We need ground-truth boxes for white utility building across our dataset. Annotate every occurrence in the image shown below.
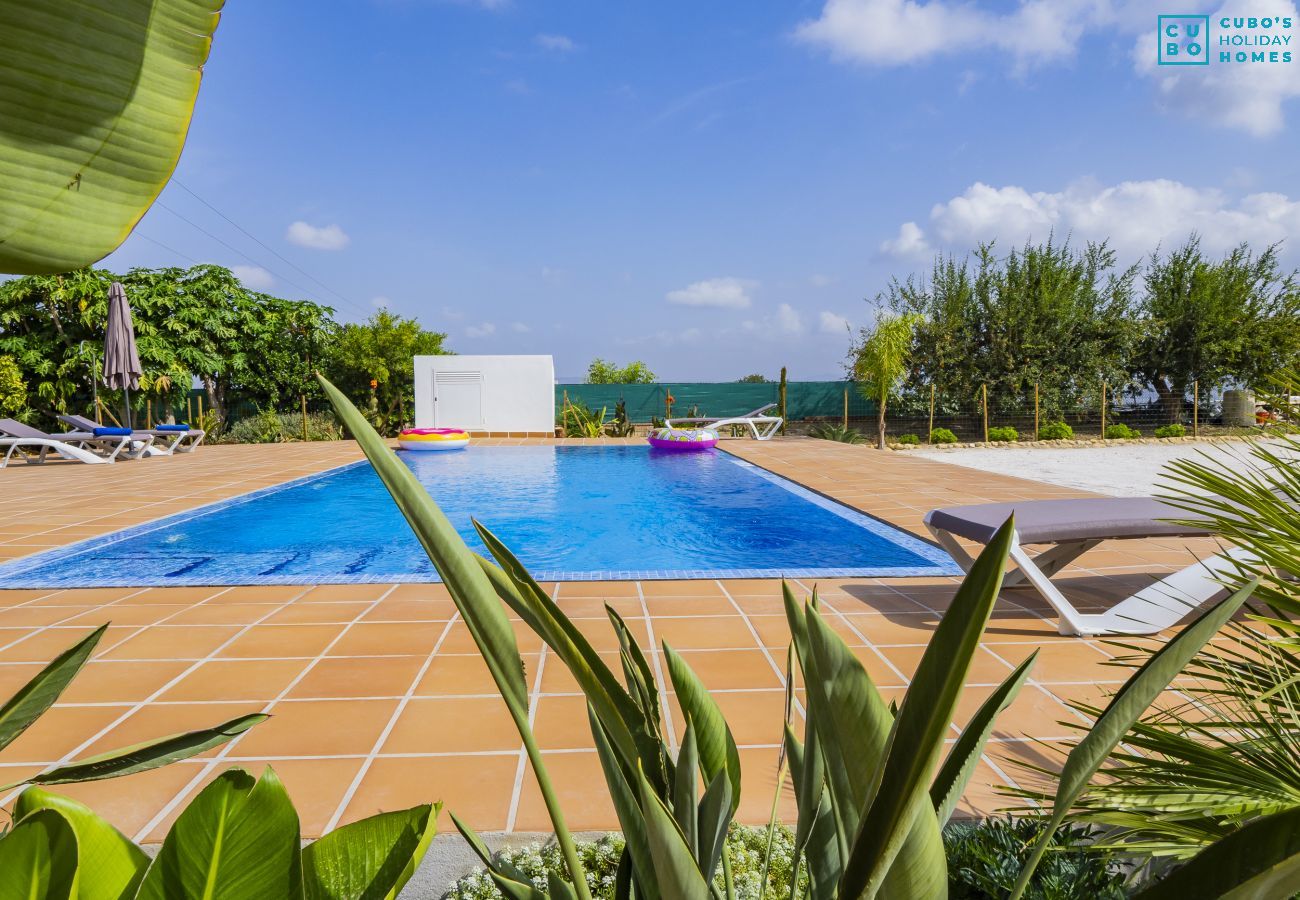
[413,354,555,436]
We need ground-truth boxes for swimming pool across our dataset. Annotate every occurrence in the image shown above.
[0,447,958,586]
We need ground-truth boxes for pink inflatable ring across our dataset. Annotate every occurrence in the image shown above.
[398,428,470,451]
[647,427,718,452]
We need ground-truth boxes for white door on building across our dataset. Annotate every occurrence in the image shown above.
[434,371,485,429]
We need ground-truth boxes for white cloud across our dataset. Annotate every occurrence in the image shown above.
[793,0,1098,68]
[891,178,1300,261]
[880,221,931,258]
[231,265,273,290]
[1133,0,1300,136]
[777,303,804,334]
[440,306,465,321]
[511,321,531,333]
[286,221,350,251]
[665,276,756,309]
[371,296,391,309]
[466,322,497,338]
[797,0,1300,133]
[820,311,851,334]
[809,273,835,287]
[535,33,577,52]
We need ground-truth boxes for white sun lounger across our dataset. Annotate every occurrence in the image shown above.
[924,497,1250,636]
[666,402,783,441]
[0,418,138,467]
[59,414,205,455]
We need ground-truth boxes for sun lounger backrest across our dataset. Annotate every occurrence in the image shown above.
[0,419,47,439]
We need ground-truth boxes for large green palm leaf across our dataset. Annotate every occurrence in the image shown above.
[0,0,223,274]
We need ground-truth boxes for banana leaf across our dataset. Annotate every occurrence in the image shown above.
[14,712,265,788]
[0,807,78,900]
[0,625,105,754]
[303,804,438,900]
[135,767,302,900]
[0,0,223,274]
[13,786,148,900]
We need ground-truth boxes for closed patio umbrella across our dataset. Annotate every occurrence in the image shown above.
[103,281,142,429]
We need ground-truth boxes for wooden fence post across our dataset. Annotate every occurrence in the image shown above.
[928,383,936,441]
[1193,380,1199,437]
[301,394,309,442]
[981,384,989,443]
[197,394,204,422]
[146,397,152,429]
[562,389,570,435]
[1034,383,1040,441]
[1101,381,1107,437]
[842,389,848,428]
[187,396,193,425]
[778,367,787,436]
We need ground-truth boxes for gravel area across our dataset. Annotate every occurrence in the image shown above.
[912,441,1260,497]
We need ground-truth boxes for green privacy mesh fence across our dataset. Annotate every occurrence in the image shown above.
[556,382,872,422]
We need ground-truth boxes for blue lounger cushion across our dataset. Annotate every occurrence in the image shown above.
[93,427,132,437]
[155,424,190,431]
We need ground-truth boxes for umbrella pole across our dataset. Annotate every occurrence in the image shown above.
[123,385,133,431]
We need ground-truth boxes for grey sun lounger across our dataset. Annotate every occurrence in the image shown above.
[666,402,783,440]
[924,497,1249,636]
[60,414,205,455]
[0,418,146,467]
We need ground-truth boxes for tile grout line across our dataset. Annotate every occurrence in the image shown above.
[635,581,678,750]
[0,583,323,812]
[504,582,558,833]
[91,587,237,657]
[714,580,804,718]
[133,584,406,841]
[0,586,155,654]
[322,606,464,834]
[792,578,913,689]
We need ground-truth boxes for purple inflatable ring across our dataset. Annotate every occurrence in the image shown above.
[647,427,719,452]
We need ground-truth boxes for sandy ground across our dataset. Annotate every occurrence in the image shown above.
[912,441,1262,496]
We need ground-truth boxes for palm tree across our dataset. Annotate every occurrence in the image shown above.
[853,312,921,449]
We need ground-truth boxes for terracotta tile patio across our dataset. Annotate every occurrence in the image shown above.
[0,438,1225,840]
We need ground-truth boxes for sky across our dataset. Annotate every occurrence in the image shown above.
[101,0,1300,380]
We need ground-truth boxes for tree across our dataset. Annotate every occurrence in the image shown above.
[883,238,1137,416]
[852,312,921,449]
[0,356,25,418]
[585,358,657,384]
[1132,238,1300,421]
[736,373,770,383]
[0,264,340,427]
[325,310,450,435]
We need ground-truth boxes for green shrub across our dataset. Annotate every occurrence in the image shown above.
[447,820,1126,900]
[945,819,1126,899]
[930,427,959,444]
[1037,421,1074,441]
[809,423,865,444]
[1154,423,1186,438]
[896,433,921,445]
[1104,423,1141,440]
[448,828,805,900]
[987,426,1019,443]
[219,410,344,444]
[0,355,25,418]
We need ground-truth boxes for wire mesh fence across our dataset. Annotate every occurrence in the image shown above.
[563,381,1267,442]
[85,381,1268,443]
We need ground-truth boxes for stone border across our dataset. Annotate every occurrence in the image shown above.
[888,434,1265,450]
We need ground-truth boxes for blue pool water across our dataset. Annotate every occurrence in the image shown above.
[0,447,957,586]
